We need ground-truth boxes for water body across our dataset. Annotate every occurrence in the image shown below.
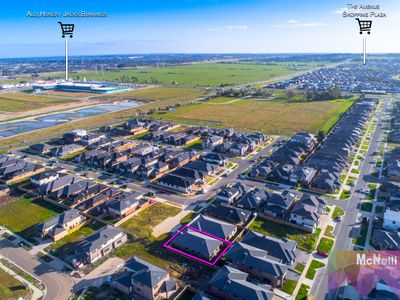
[0,101,139,139]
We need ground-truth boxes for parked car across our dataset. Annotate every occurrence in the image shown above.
[316,250,329,258]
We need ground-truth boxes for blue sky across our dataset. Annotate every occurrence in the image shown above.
[0,0,399,58]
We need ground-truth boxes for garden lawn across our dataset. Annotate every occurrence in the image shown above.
[249,218,318,253]
[0,197,63,238]
[305,260,326,280]
[317,237,334,253]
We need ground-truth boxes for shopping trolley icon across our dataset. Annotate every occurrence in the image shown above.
[356,18,372,34]
[58,22,75,38]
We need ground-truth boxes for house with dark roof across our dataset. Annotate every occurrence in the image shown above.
[236,188,269,210]
[75,225,127,264]
[171,228,224,261]
[29,143,55,155]
[216,182,247,204]
[184,160,218,178]
[202,152,226,166]
[203,135,224,150]
[79,188,120,210]
[241,231,297,266]
[205,202,251,226]
[51,144,85,157]
[105,192,147,219]
[38,174,81,195]
[189,215,237,240]
[113,256,177,300]
[171,167,202,184]
[225,242,288,287]
[263,190,300,219]
[31,169,59,186]
[204,266,274,300]
[288,194,326,231]
[156,174,194,194]
[371,228,400,250]
[36,209,86,241]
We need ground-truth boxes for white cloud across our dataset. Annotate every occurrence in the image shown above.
[206,25,248,32]
[287,19,299,24]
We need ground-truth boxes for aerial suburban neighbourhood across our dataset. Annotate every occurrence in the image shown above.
[0,1,399,300]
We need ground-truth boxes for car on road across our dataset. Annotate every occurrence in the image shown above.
[316,250,329,258]
[334,216,342,222]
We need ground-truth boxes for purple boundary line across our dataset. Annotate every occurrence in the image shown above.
[162,224,233,266]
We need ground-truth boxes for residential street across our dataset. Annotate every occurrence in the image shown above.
[311,98,390,300]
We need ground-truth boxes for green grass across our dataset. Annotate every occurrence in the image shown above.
[351,169,359,174]
[130,131,150,139]
[0,259,45,291]
[179,212,198,225]
[305,260,326,280]
[332,207,344,219]
[149,97,356,135]
[45,223,102,257]
[340,190,351,200]
[324,225,335,238]
[68,62,315,87]
[120,202,181,242]
[295,263,306,273]
[0,197,63,238]
[0,268,29,299]
[0,93,74,112]
[317,237,334,253]
[296,284,310,300]
[361,202,373,212]
[280,279,298,295]
[353,225,368,247]
[249,218,318,253]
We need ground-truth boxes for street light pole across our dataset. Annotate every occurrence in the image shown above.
[65,38,69,81]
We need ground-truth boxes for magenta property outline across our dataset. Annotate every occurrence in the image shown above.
[163,224,234,266]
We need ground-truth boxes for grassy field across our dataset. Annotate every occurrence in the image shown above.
[68,62,316,86]
[0,93,74,112]
[317,237,334,253]
[0,197,63,238]
[0,268,29,299]
[296,284,310,300]
[0,87,207,149]
[280,279,297,295]
[249,218,319,253]
[150,97,356,135]
[119,202,181,242]
[101,87,207,102]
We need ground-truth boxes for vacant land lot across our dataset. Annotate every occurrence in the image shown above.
[120,202,181,242]
[249,218,319,252]
[150,98,355,135]
[71,62,315,86]
[0,93,73,112]
[0,197,63,238]
[0,268,29,299]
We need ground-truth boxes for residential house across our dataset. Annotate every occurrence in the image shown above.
[236,188,269,210]
[105,192,147,219]
[31,169,59,186]
[171,228,223,261]
[202,153,226,166]
[203,135,224,150]
[36,209,86,241]
[188,215,237,240]
[29,143,55,155]
[216,182,247,204]
[156,174,194,194]
[371,228,400,250]
[205,202,251,226]
[113,256,177,300]
[225,242,288,287]
[241,231,297,266]
[204,266,274,300]
[263,190,300,218]
[383,209,400,231]
[288,194,326,231]
[75,225,127,264]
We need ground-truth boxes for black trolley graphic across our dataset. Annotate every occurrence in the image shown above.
[355,18,372,34]
[58,22,74,38]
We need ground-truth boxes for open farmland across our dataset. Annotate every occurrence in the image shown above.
[150,97,356,135]
[71,62,319,86]
[0,93,74,112]
[100,86,207,102]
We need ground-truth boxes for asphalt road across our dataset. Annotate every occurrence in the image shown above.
[0,238,75,300]
[311,98,390,300]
